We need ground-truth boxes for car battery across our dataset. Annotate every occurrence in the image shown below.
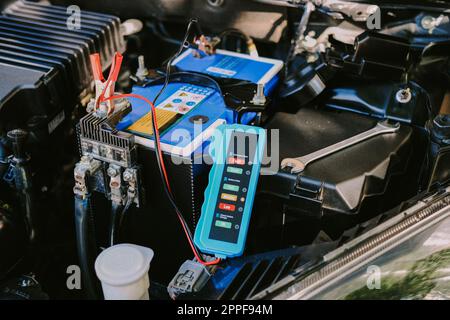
[117,81,226,157]
[172,49,283,95]
[115,51,283,227]
[172,49,283,123]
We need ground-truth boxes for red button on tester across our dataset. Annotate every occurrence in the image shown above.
[219,203,236,211]
[227,157,245,165]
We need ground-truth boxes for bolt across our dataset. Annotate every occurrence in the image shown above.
[107,166,119,177]
[420,15,448,34]
[396,88,412,104]
[138,56,145,68]
[136,55,148,80]
[421,16,435,30]
[95,101,109,118]
[123,170,133,182]
[251,83,266,106]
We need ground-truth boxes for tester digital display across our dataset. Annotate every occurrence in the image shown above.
[194,124,266,258]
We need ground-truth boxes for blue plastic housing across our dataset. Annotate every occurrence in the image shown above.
[172,49,283,96]
[194,124,266,259]
[117,82,256,152]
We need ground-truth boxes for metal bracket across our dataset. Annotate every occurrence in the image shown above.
[107,163,124,205]
[73,155,102,198]
[123,167,140,208]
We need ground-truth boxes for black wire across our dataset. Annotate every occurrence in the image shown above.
[109,202,122,247]
[143,71,223,97]
[109,199,133,247]
[149,18,204,258]
[153,18,199,105]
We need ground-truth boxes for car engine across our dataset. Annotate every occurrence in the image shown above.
[0,0,449,300]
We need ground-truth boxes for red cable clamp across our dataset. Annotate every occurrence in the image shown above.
[89,52,123,115]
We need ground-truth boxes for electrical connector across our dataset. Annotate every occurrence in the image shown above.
[167,260,211,299]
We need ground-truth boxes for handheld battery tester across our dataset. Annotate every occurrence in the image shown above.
[194,124,266,258]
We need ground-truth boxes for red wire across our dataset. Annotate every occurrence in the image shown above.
[101,93,221,266]
[96,77,113,113]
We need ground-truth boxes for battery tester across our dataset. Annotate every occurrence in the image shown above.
[194,124,266,258]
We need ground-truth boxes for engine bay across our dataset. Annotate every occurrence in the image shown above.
[0,0,450,300]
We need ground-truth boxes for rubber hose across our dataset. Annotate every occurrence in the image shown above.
[74,195,101,299]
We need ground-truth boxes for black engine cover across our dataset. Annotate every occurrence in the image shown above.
[247,107,425,249]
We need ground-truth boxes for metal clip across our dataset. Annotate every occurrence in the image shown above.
[123,168,140,207]
[73,155,101,198]
[88,52,124,117]
[107,164,124,205]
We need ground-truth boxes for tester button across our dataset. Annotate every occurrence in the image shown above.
[219,203,236,211]
[215,220,232,229]
[223,183,239,192]
[228,157,245,165]
[221,193,237,202]
[227,167,243,174]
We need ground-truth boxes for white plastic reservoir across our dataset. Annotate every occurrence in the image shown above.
[95,243,154,300]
